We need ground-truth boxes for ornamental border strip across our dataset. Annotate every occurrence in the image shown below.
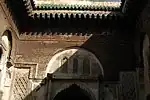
[19,31,116,41]
[19,32,92,41]
[31,10,124,19]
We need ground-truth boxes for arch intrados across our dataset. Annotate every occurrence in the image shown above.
[1,30,12,57]
[52,47,99,60]
[2,30,12,47]
[53,83,96,100]
[46,47,104,76]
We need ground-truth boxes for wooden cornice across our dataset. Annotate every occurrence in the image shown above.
[4,0,143,34]
[31,10,123,19]
[22,0,122,18]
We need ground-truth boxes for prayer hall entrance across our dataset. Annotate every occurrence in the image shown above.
[53,84,92,100]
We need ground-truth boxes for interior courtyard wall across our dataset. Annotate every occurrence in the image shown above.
[1,0,149,100]
[0,3,18,100]
[15,30,135,81]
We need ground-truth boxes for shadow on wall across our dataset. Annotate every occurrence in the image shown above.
[9,12,136,100]
[5,0,136,79]
[22,74,98,100]
[12,29,136,100]
[12,47,103,100]
[146,94,150,100]
[11,33,135,99]
[4,0,137,99]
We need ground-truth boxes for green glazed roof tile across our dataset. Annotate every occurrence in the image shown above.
[32,0,121,10]
[37,3,120,10]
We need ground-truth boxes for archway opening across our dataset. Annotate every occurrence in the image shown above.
[53,84,92,100]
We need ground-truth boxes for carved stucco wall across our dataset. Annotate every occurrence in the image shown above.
[15,30,135,81]
[0,1,143,100]
[46,48,103,76]
[10,63,38,100]
[32,79,99,100]
[11,68,31,100]
[20,48,102,100]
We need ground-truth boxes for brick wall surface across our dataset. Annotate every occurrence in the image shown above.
[15,30,135,80]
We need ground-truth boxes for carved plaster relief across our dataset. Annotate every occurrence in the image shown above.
[11,68,31,100]
[14,63,38,79]
[10,63,38,100]
[46,48,104,77]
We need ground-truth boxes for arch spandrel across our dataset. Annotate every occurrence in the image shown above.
[46,48,104,77]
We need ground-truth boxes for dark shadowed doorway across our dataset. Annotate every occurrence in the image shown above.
[53,84,92,100]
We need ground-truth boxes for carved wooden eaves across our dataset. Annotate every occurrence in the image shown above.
[23,0,123,19]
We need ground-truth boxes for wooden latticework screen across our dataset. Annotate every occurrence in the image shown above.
[11,68,31,100]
